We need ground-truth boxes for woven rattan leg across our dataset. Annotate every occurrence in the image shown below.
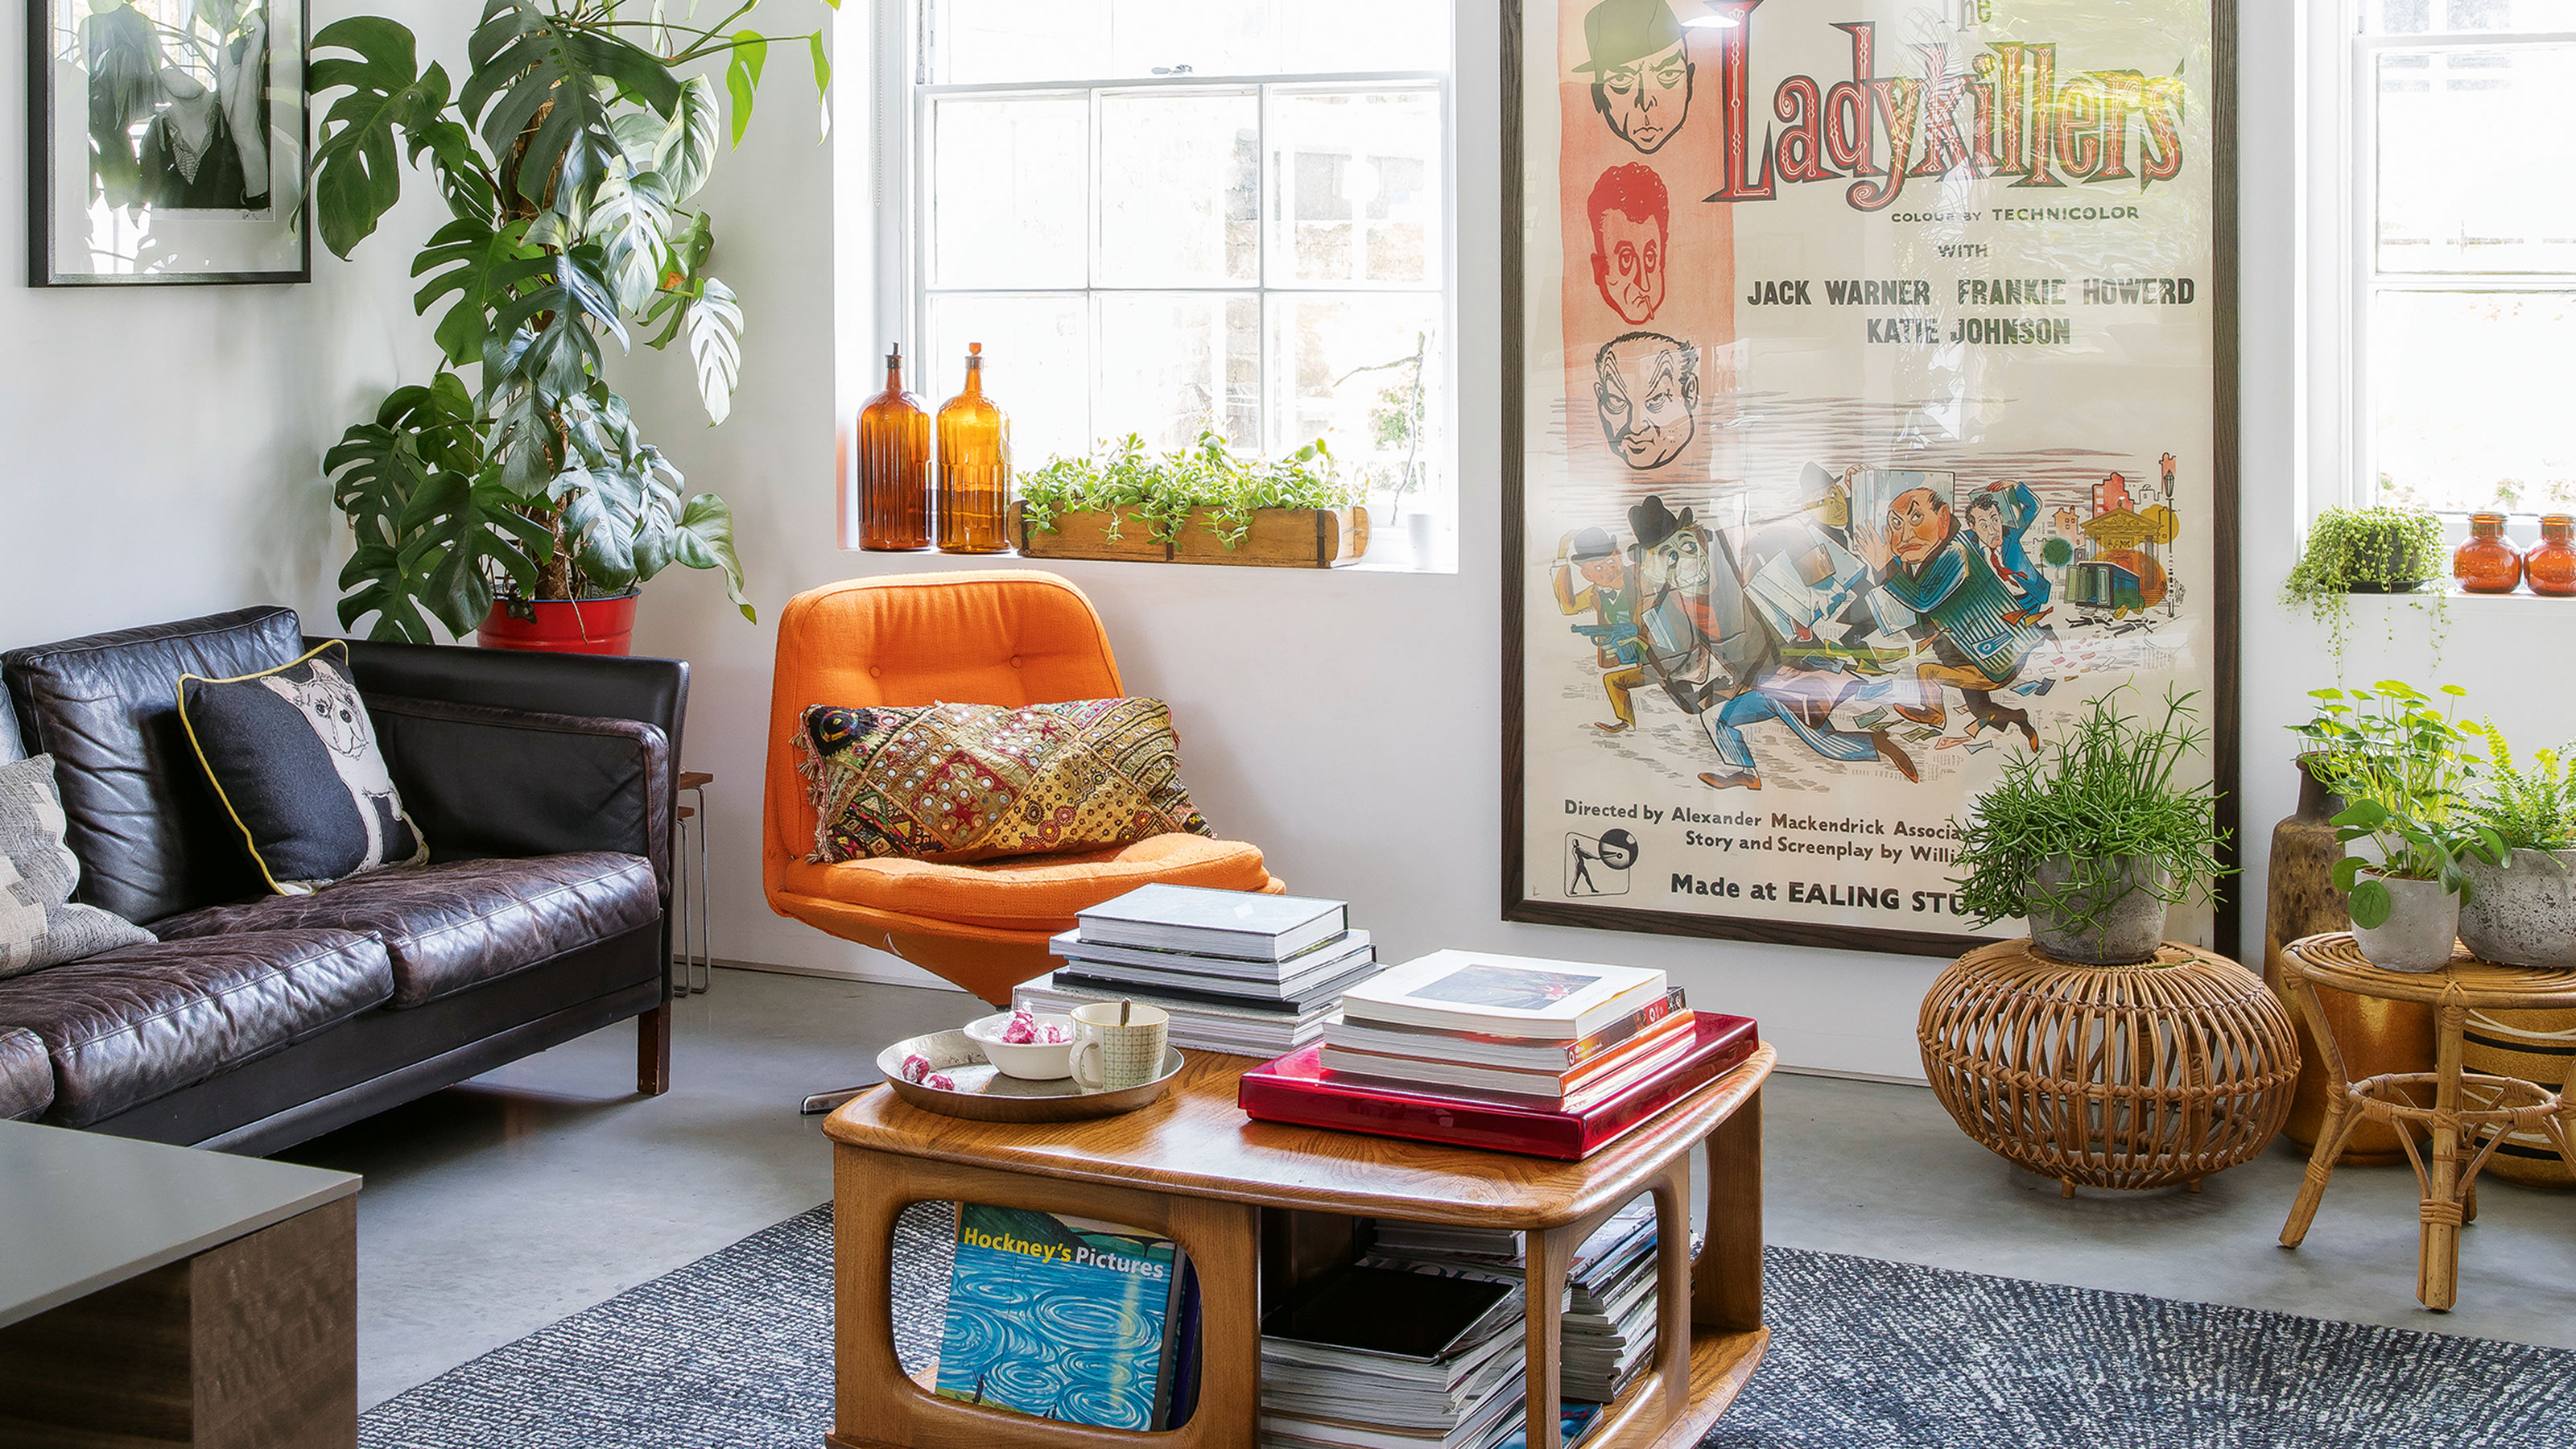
[2418,1002,2471,1311]
[2281,1088,2363,1248]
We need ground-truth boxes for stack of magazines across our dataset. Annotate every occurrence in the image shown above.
[1015,884,1380,1058]
[1240,952,1759,1159]
[1364,1200,1675,1404]
[1258,1263,1530,1449]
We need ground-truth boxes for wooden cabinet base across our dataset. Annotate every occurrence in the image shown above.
[0,1197,356,1449]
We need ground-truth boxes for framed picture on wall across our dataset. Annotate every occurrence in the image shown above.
[27,0,309,286]
[1502,0,2239,957]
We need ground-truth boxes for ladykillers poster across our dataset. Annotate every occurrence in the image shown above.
[1509,0,2227,953]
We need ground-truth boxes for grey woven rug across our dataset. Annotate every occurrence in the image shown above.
[360,1203,2576,1448]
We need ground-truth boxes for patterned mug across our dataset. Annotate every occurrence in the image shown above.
[1070,1001,1170,1092]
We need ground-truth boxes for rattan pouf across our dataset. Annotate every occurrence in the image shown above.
[1918,939,2301,1193]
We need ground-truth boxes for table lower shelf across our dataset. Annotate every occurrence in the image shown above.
[850,1327,1769,1449]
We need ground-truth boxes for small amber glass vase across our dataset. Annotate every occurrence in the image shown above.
[2527,514,2576,598]
[2454,512,2523,594]
[857,345,931,551]
[936,343,1013,554]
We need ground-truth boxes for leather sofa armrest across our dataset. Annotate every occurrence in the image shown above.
[0,1026,52,1121]
[364,696,673,898]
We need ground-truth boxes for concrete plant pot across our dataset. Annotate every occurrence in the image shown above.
[2458,848,2576,968]
[2028,855,2167,966]
[2350,872,2462,974]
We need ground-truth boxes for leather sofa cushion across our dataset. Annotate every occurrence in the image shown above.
[0,1026,50,1121]
[155,852,659,1009]
[3,607,304,925]
[775,832,1274,932]
[0,931,392,1127]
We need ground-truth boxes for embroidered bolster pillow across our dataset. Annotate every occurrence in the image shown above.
[794,699,1215,865]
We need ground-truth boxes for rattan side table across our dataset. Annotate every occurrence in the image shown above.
[2277,932,2576,1311]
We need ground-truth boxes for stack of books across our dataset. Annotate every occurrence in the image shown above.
[1015,884,1380,1059]
[1240,951,1759,1159]
[1364,1199,1677,1404]
[1258,1263,1530,1449]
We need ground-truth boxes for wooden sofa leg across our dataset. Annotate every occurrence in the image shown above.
[638,1003,672,1096]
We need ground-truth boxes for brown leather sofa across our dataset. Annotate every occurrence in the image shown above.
[0,606,685,1154]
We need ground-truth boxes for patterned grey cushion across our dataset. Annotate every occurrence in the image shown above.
[0,754,155,979]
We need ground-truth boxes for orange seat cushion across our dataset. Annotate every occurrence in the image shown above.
[777,832,1272,933]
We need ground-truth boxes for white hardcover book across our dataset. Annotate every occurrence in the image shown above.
[1335,952,1668,1042]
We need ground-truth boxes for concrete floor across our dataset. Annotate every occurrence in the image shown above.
[281,968,2576,1411]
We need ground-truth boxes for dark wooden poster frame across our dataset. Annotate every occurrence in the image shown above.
[1499,0,2240,959]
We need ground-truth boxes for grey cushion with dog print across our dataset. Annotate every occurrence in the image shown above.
[0,754,155,980]
[179,640,428,894]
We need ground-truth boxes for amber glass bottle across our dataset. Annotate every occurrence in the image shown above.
[2527,514,2576,598]
[936,343,1013,553]
[2453,511,2523,594]
[857,345,931,551]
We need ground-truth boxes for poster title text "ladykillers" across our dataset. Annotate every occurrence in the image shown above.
[1586,0,2192,213]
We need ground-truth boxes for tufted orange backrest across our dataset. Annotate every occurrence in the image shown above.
[762,571,1126,897]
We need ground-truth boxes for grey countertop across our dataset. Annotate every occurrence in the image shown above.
[0,1119,361,1328]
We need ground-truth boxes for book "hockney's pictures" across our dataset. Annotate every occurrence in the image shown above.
[933,1204,1191,1430]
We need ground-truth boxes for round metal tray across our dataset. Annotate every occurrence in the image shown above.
[872,1029,1186,1122]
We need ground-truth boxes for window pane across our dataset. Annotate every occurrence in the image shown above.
[931,97,1088,289]
[2376,46,2576,272]
[1278,0,1448,74]
[938,0,1444,84]
[1096,294,1260,450]
[2372,291,2576,512]
[1268,90,1444,287]
[1098,92,1259,287]
[2366,0,2576,32]
[1268,293,1442,497]
[935,0,1112,85]
[926,295,1091,463]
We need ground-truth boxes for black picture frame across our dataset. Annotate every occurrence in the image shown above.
[28,0,312,287]
[1500,0,2240,960]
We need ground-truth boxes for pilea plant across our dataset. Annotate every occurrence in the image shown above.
[1020,429,1355,549]
[2281,505,2450,675]
[1951,688,2232,937]
[311,0,836,642]
[2293,682,2500,927]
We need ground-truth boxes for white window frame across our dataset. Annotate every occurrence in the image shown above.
[2311,1,2576,524]
[867,0,1460,539]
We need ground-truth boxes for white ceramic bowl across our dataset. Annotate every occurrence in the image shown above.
[962,1011,1077,1080]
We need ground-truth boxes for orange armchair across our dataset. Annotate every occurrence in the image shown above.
[762,571,1283,1008]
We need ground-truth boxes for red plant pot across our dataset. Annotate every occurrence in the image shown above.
[477,593,640,655]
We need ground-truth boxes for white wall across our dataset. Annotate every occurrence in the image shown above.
[1,1,461,645]
[15,3,2566,1081]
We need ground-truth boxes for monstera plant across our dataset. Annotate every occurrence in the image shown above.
[310,0,835,642]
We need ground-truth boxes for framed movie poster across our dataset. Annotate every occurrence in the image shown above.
[1502,0,2237,956]
[29,0,310,286]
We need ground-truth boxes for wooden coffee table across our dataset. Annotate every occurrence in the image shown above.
[823,1043,1773,1449]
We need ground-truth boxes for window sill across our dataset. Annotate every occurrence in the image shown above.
[2338,585,2576,610]
[834,539,1459,577]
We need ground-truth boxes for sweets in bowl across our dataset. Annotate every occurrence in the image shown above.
[962,1009,1076,1080]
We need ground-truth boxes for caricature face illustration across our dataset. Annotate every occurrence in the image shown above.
[1595,332,1699,471]
[1578,552,1626,592]
[1639,522,1712,598]
[1885,487,1956,568]
[1575,0,1695,155]
[1966,496,2007,551]
[1588,165,1668,324]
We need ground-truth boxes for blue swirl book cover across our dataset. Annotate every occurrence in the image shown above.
[935,1204,1191,1430]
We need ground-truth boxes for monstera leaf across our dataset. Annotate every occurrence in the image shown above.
[482,248,627,405]
[462,0,683,215]
[327,374,548,642]
[85,4,163,210]
[412,215,537,366]
[309,19,457,258]
[586,159,675,312]
[684,279,744,425]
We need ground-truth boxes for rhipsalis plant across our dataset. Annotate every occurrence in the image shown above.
[1951,687,2233,935]
[2279,505,2450,675]
[312,1,836,642]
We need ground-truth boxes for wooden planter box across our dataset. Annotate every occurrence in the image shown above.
[1014,504,1371,568]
